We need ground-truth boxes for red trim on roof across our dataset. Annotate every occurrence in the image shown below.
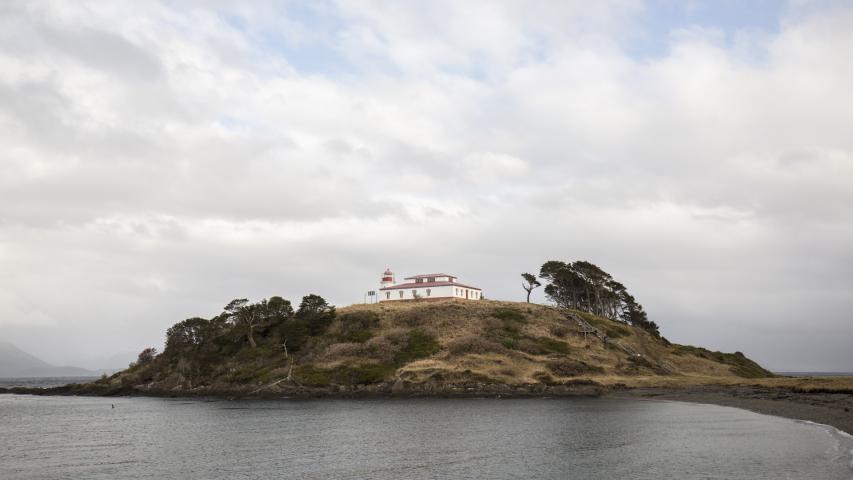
[403,273,456,280]
[380,281,480,291]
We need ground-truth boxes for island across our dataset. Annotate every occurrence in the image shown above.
[4,260,851,435]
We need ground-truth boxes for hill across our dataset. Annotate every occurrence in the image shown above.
[0,342,101,378]
[66,299,774,397]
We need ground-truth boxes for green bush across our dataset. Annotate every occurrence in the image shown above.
[490,327,522,350]
[335,310,379,343]
[491,308,526,323]
[535,337,570,354]
[339,311,380,330]
[294,365,333,387]
[395,330,441,365]
[336,364,396,384]
[338,329,373,343]
[605,324,630,339]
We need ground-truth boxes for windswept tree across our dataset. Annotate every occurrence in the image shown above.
[538,259,660,336]
[224,298,262,348]
[521,273,541,303]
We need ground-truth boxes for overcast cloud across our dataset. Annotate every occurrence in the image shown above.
[1,1,851,371]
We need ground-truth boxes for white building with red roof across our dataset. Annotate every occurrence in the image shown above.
[378,268,482,302]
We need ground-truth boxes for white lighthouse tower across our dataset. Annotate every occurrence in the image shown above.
[380,268,395,289]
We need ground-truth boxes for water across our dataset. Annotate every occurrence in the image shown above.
[0,377,99,389]
[0,395,850,480]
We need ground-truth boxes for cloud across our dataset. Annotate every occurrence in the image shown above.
[0,1,851,371]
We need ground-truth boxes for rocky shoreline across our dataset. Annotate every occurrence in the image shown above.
[0,379,609,399]
[4,381,851,435]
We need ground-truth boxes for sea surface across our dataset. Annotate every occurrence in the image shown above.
[0,391,851,479]
[0,377,99,389]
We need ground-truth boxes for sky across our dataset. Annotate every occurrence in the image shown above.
[1,0,851,372]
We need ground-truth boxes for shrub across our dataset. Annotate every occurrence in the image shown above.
[626,355,670,375]
[535,337,570,355]
[338,329,373,343]
[550,324,569,338]
[394,330,440,365]
[364,329,409,362]
[335,363,396,384]
[605,324,631,339]
[516,338,548,355]
[294,363,396,386]
[395,309,432,327]
[491,328,522,349]
[546,359,603,377]
[514,337,570,355]
[338,312,379,343]
[325,342,367,359]
[483,317,503,331]
[491,308,526,323]
[338,311,380,332]
[295,365,333,387]
[447,336,506,355]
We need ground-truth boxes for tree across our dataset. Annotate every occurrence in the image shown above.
[137,347,158,364]
[224,298,261,348]
[296,294,336,335]
[521,273,541,303]
[540,261,585,309]
[165,317,213,353]
[129,347,158,368]
[538,259,661,335]
[266,296,294,320]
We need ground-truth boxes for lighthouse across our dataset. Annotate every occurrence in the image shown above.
[381,268,395,288]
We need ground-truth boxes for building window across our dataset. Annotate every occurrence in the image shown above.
[399,291,404,298]
[386,292,390,300]
[428,277,435,282]
[412,290,417,297]
[426,289,431,296]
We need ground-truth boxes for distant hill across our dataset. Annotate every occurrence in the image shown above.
[81,299,773,397]
[0,342,102,378]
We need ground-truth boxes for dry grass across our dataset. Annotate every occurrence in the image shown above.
[335,299,785,386]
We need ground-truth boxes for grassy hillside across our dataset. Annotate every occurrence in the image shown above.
[83,299,775,397]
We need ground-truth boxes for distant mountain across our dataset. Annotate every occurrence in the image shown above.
[0,342,101,378]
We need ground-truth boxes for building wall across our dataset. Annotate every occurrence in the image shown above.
[451,285,482,300]
[379,284,482,302]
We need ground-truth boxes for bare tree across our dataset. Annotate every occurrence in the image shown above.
[521,273,541,303]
